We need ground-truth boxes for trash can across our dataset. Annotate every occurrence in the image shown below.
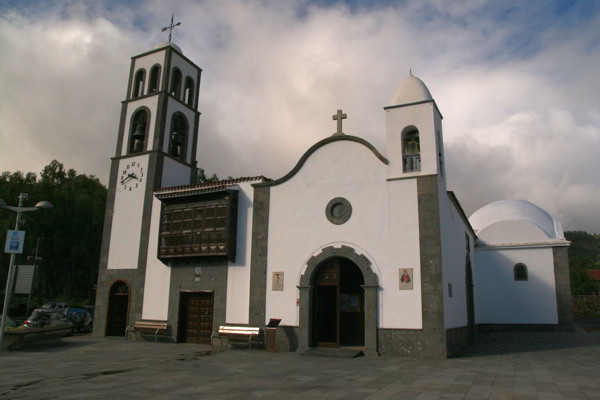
[266,318,281,352]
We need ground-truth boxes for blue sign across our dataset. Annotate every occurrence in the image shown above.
[4,230,25,254]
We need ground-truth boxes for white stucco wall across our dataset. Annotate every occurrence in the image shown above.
[225,182,255,325]
[439,194,472,329]
[385,102,442,179]
[141,196,171,320]
[132,50,166,97]
[107,155,149,269]
[265,139,422,329]
[474,247,558,324]
[477,220,549,243]
[161,157,192,188]
[119,96,159,156]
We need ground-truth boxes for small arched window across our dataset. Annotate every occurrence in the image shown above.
[129,109,148,154]
[133,69,146,98]
[149,65,161,93]
[402,127,420,172]
[184,76,194,106]
[514,263,528,281]
[169,113,188,160]
[170,68,182,99]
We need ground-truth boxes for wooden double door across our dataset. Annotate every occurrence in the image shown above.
[312,258,365,347]
[178,291,214,344]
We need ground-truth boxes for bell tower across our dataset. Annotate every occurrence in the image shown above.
[94,42,202,334]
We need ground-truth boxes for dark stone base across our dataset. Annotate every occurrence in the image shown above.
[445,325,469,357]
[478,323,575,332]
[274,325,299,352]
[377,328,446,358]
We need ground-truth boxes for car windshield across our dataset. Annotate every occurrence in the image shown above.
[42,303,57,309]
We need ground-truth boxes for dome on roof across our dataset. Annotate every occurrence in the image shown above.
[153,42,182,53]
[390,74,433,106]
[469,199,564,240]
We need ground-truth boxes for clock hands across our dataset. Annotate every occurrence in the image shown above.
[120,173,139,184]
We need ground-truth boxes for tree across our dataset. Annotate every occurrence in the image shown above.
[0,161,107,310]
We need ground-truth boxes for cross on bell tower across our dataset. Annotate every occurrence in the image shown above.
[332,109,347,136]
[161,14,181,42]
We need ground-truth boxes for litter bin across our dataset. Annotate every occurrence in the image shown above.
[266,318,281,352]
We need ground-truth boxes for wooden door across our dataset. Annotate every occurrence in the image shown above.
[179,292,214,344]
[106,281,129,337]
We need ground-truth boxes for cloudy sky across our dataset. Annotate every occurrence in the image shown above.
[1,0,599,233]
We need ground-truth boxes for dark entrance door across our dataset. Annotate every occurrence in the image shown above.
[106,281,129,337]
[178,291,214,344]
[312,258,364,347]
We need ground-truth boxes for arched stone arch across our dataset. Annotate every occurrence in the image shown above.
[297,245,379,355]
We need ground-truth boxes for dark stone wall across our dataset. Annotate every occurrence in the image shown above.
[274,325,300,352]
[416,175,447,358]
[249,186,270,327]
[553,246,575,331]
[167,259,229,342]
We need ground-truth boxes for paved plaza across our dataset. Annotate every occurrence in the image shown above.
[1,327,600,400]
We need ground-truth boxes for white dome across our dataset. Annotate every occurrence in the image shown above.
[390,74,433,106]
[153,42,182,53]
[470,199,564,240]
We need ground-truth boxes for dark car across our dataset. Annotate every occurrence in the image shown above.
[64,307,93,332]
[23,311,73,334]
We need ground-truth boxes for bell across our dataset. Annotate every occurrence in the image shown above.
[132,123,145,142]
[171,131,184,146]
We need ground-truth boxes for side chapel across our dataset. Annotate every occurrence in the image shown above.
[94,42,574,357]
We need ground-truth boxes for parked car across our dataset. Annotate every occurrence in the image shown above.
[23,311,73,334]
[64,307,93,332]
[38,302,69,313]
[0,315,18,328]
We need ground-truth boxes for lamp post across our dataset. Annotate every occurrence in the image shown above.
[0,193,52,351]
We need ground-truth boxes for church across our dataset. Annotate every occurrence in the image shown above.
[93,42,574,357]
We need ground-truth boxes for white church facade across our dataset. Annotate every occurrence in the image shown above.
[94,43,574,357]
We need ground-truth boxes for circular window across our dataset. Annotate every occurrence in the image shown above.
[326,197,352,225]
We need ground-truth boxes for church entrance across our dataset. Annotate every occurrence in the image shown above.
[105,281,129,337]
[312,258,365,347]
[178,291,214,344]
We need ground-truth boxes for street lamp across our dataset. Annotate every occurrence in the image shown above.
[0,193,52,351]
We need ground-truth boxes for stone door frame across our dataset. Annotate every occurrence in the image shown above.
[297,245,379,355]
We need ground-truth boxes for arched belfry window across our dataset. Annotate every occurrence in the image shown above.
[170,68,182,99]
[129,109,148,154]
[149,65,161,93]
[514,263,528,281]
[169,113,188,160]
[184,77,195,107]
[133,69,146,98]
[402,126,420,172]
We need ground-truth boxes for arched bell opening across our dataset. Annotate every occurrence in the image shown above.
[105,280,130,337]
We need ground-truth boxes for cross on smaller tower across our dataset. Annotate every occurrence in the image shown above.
[332,109,347,136]
[161,14,181,42]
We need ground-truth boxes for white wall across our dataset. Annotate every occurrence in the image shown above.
[107,155,149,269]
[478,220,549,243]
[161,157,192,188]
[132,50,165,96]
[385,102,442,179]
[119,96,159,156]
[225,182,255,324]
[474,247,558,324]
[141,196,171,320]
[265,140,423,329]
[439,194,472,329]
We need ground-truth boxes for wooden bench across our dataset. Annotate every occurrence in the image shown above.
[212,326,262,349]
[125,320,169,342]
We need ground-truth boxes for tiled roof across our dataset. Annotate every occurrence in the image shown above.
[585,270,600,281]
[154,176,268,199]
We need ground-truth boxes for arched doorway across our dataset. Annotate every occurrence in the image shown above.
[312,257,364,347]
[298,245,379,354]
[106,281,130,336]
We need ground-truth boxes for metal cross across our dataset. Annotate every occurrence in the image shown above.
[162,14,181,42]
[332,109,347,136]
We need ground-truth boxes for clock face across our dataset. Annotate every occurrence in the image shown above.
[119,161,144,191]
